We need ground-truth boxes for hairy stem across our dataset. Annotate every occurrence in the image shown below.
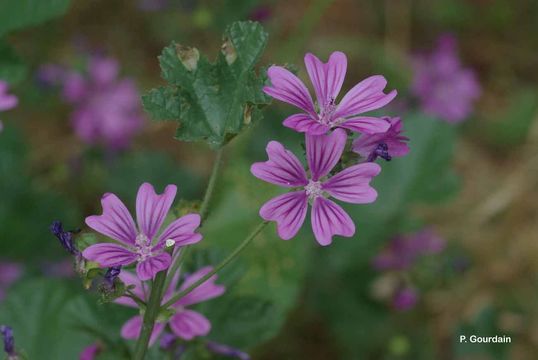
[200,148,224,223]
[161,221,269,309]
[133,270,167,360]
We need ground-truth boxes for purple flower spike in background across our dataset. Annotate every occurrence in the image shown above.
[263,52,397,135]
[118,266,225,345]
[353,117,410,162]
[0,262,23,302]
[82,182,202,281]
[62,56,144,150]
[251,129,381,246]
[411,34,481,123]
[372,228,446,271]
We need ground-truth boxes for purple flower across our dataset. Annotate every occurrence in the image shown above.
[62,56,144,150]
[392,287,418,311]
[372,228,446,271]
[411,34,481,123]
[0,325,15,357]
[251,129,381,245]
[0,262,23,302]
[0,81,18,113]
[249,6,272,22]
[79,343,101,360]
[263,51,396,135]
[206,341,250,360]
[82,182,202,281]
[117,266,225,345]
[0,80,18,132]
[352,117,410,162]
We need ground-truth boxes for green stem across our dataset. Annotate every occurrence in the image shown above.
[132,270,167,360]
[163,147,224,290]
[161,221,269,309]
[199,148,224,223]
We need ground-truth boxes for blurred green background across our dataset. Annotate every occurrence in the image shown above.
[0,0,537,359]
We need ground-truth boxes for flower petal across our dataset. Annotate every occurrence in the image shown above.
[136,252,172,281]
[311,197,355,246]
[158,213,202,246]
[136,183,177,240]
[82,243,136,267]
[304,51,347,109]
[338,116,390,134]
[177,266,226,307]
[306,128,347,181]
[121,316,164,346]
[251,141,308,187]
[322,163,381,203]
[282,113,329,135]
[263,65,315,115]
[85,193,137,245]
[169,310,211,340]
[259,191,308,240]
[333,75,397,119]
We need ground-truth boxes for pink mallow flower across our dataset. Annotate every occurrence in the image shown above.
[82,183,202,281]
[62,56,144,149]
[263,51,397,136]
[0,80,18,132]
[411,34,481,123]
[251,129,381,246]
[118,267,225,345]
[352,116,410,162]
[79,343,101,360]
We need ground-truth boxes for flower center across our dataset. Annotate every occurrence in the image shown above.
[318,98,337,125]
[305,180,323,200]
[367,142,392,162]
[135,233,153,261]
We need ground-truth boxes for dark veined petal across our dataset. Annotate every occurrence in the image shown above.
[82,243,137,267]
[136,183,177,240]
[311,197,355,246]
[322,163,381,203]
[169,310,211,340]
[306,128,347,181]
[251,141,308,187]
[333,75,396,119]
[304,51,347,110]
[259,191,308,240]
[263,65,316,116]
[85,193,137,244]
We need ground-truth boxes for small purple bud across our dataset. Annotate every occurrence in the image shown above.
[206,341,250,360]
[367,142,392,162]
[50,220,80,255]
[104,266,121,288]
[0,325,15,356]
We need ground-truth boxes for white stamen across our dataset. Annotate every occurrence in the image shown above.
[305,180,323,200]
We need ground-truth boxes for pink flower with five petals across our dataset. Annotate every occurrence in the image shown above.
[263,52,397,136]
[117,267,225,345]
[251,129,381,246]
[82,183,202,280]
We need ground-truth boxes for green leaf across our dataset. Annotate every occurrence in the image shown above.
[145,21,270,148]
[0,279,92,359]
[201,296,278,349]
[0,41,27,84]
[141,86,181,121]
[0,0,71,37]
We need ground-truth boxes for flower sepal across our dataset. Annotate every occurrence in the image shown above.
[97,278,127,305]
[156,307,176,323]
